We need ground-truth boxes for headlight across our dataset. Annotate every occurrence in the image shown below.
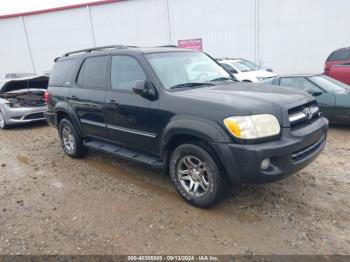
[223,114,280,139]
[257,77,265,82]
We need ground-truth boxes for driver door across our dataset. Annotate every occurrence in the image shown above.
[104,55,159,154]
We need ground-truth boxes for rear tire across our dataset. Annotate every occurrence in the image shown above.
[58,118,88,158]
[0,111,7,129]
[169,143,227,208]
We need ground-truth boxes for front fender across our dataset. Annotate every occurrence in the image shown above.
[160,117,231,156]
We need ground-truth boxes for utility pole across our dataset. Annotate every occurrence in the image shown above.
[20,16,36,73]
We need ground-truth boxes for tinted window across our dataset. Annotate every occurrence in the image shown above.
[261,78,274,85]
[308,75,349,94]
[221,63,234,71]
[280,77,321,93]
[327,50,350,61]
[49,59,76,86]
[77,56,108,89]
[111,56,146,91]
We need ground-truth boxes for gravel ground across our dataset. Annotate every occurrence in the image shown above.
[0,123,349,255]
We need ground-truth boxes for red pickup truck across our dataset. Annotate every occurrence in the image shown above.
[329,63,350,85]
[325,48,350,84]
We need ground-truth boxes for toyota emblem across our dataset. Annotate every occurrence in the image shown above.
[303,107,313,120]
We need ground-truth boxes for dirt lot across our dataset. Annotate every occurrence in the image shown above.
[0,123,349,255]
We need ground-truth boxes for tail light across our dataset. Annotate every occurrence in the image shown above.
[44,91,49,104]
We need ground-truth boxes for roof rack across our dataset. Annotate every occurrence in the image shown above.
[62,45,135,57]
[157,45,179,48]
[216,57,242,61]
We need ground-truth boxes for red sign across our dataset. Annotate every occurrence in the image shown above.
[178,38,203,51]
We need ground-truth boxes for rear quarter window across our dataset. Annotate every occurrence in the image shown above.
[327,50,350,62]
[49,59,76,86]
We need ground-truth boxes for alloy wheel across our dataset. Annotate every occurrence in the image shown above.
[177,155,210,197]
[62,125,75,153]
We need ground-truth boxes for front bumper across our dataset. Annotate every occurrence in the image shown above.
[211,117,329,184]
[2,105,48,125]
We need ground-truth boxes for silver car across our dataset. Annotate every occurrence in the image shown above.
[0,75,49,129]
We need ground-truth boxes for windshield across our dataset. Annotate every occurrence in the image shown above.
[240,60,260,70]
[308,75,350,94]
[231,61,255,72]
[145,52,231,89]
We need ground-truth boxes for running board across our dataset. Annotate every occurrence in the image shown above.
[83,140,163,168]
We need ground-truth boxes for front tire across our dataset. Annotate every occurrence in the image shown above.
[58,118,88,158]
[169,143,227,208]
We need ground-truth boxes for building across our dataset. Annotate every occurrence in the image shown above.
[0,0,349,77]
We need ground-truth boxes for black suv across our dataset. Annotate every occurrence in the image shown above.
[45,45,328,208]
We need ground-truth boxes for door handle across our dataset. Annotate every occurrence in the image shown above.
[70,95,78,100]
[107,99,119,105]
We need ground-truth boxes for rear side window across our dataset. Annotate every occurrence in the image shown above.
[111,56,146,91]
[49,59,76,86]
[327,50,350,61]
[77,56,108,89]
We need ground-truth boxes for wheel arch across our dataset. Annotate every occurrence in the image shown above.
[160,118,232,176]
[160,118,230,156]
[54,103,83,135]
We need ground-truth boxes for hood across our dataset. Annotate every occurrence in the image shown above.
[173,82,314,120]
[0,75,49,94]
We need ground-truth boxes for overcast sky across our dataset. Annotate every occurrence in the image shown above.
[0,0,99,15]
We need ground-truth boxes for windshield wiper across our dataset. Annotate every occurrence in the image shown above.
[210,77,237,82]
[170,82,215,90]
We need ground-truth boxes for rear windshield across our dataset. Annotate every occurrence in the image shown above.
[49,59,76,86]
[327,49,350,62]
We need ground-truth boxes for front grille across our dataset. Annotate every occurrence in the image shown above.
[288,101,320,130]
[23,112,44,120]
[291,136,325,163]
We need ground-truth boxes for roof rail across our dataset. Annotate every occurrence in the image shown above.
[157,45,179,48]
[62,45,133,57]
[216,57,241,61]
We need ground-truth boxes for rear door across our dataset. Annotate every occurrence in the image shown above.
[70,56,109,139]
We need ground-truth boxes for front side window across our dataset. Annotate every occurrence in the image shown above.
[77,56,108,89]
[145,52,230,89]
[111,56,147,91]
[221,63,234,71]
[280,77,321,93]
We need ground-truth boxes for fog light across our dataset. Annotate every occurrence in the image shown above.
[261,158,271,170]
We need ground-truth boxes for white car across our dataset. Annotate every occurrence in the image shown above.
[218,58,277,83]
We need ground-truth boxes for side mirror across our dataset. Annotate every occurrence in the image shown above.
[132,80,157,100]
[308,90,323,96]
[229,68,238,74]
